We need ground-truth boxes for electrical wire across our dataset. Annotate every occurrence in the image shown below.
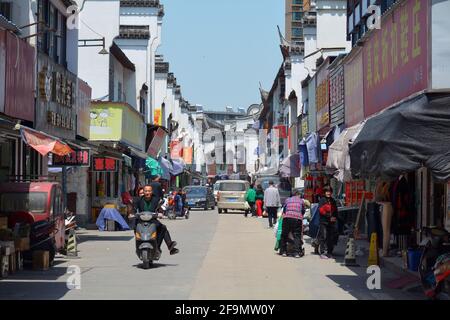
[80,18,104,38]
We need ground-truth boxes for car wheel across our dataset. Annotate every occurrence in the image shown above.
[224,209,228,213]
[218,208,222,214]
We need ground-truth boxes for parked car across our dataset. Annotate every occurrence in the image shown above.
[213,181,224,204]
[183,186,215,210]
[254,175,292,206]
[0,182,66,263]
[217,180,250,214]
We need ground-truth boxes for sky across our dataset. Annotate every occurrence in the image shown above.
[158,0,284,112]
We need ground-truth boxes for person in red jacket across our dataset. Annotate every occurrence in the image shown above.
[316,186,338,258]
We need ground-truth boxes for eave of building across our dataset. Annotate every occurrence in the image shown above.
[111,42,136,71]
[0,14,20,34]
[155,61,169,74]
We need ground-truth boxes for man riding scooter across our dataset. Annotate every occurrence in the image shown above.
[135,185,179,255]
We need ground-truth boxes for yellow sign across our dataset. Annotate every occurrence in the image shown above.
[154,108,162,126]
[90,103,145,150]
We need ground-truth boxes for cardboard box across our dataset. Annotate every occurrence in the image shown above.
[0,217,7,230]
[32,251,49,271]
[14,237,30,251]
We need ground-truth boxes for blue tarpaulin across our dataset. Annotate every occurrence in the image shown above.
[308,203,320,239]
[96,208,130,231]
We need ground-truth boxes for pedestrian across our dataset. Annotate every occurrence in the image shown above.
[264,181,281,228]
[279,189,305,258]
[244,184,256,218]
[255,184,264,218]
[316,185,338,258]
[150,175,164,203]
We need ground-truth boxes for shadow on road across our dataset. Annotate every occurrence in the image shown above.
[0,281,70,300]
[78,235,134,243]
[0,265,72,300]
[132,263,179,269]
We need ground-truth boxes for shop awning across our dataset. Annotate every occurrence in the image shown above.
[279,153,301,178]
[350,94,450,181]
[16,124,73,156]
[128,146,148,160]
[326,121,365,182]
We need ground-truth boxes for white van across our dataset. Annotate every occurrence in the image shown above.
[217,180,250,214]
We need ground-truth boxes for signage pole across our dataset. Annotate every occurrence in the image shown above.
[62,166,68,211]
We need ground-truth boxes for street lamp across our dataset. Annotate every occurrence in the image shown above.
[78,37,109,55]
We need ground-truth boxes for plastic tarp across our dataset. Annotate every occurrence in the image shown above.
[350,94,450,181]
[279,153,301,178]
[159,157,172,180]
[145,157,163,177]
[96,208,130,231]
[308,203,320,239]
[170,158,185,176]
[326,122,365,182]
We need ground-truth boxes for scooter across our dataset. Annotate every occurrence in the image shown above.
[419,227,450,300]
[134,211,161,269]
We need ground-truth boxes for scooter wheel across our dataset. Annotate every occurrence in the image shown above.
[142,251,151,269]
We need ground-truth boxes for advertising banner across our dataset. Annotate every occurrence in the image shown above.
[363,0,429,116]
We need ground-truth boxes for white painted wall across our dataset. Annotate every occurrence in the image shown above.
[316,0,351,54]
[78,0,120,100]
[119,6,161,123]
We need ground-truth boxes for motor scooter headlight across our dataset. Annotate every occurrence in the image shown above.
[135,232,141,240]
[151,232,157,239]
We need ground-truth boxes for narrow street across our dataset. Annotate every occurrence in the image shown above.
[0,210,423,300]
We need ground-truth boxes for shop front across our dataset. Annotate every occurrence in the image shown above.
[0,29,42,182]
[89,102,147,222]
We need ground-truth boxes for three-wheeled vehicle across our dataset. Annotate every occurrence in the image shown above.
[0,182,66,264]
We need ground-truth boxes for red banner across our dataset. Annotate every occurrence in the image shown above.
[170,140,182,159]
[4,31,35,122]
[363,0,429,117]
[344,49,365,126]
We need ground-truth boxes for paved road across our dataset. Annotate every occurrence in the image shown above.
[0,209,423,300]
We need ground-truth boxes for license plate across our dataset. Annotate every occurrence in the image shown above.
[227,198,238,202]
[188,202,195,205]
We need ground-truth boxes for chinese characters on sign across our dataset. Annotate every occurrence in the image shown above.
[316,58,331,130]
[344,50,365,126]
[93,157,119,172]
[47,111,74,130]
[316,79,330,129]
[329,65,345,126]
[51,149,91,167]
[363,0,428,117]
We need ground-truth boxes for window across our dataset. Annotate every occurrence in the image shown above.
[292,27,302,37]
[0,2,11,20]
[292,12,303,21]
[117,82,122,101]
[37,0,67,65]
[0,192,48,214]
[293,0,302,4]
[219,183,246,192]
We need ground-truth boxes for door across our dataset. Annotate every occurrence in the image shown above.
[53,186,65,250]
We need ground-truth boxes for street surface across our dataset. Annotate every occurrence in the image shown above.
[0,210,423,300]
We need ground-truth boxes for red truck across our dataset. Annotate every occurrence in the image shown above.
[0,182,66,263]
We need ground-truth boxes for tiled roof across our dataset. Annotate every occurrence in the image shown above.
[0,14,19,33]
[118,25,150,40]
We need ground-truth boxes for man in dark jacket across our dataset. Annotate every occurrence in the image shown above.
[136,185,179,255]
[150,175,164,203]
[316,186,338,258]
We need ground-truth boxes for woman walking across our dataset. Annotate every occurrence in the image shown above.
[255,184,264,218]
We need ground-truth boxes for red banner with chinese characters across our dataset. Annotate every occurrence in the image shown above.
[183,147,193,164]
[170,140,183,159]
[93,157,119,172]
[50,149,91,167]
[344,49,365,126]
[363,0,429,117]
